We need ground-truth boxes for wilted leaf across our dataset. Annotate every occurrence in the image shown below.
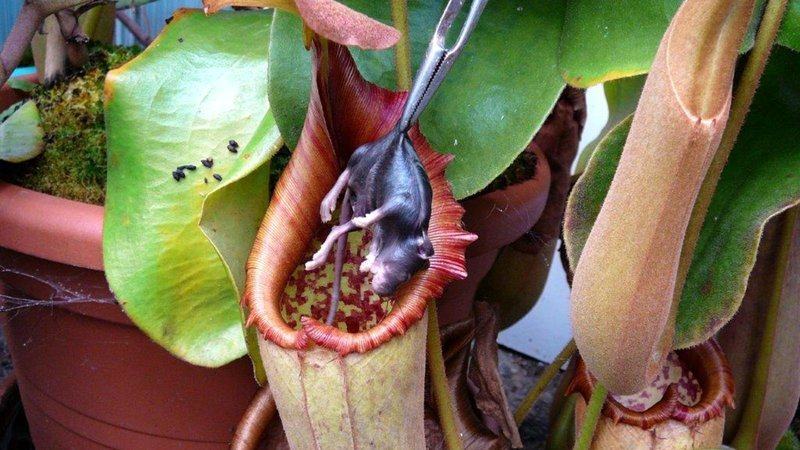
[104,10,280,366]
[0,100,43,163]
[267,0,566,199]
[425,304,521,449]
[564,47,800,389]
[565,0,754,395]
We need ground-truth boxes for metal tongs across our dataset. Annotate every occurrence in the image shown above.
[399,0,489,131]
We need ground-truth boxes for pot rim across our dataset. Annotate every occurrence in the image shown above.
[0,182,104,271]
[0,76,104,271]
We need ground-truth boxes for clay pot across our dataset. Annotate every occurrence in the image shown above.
[0,80,259,448]
[438,88,586,327]
[436,145,551,326]
[0,373,33,448]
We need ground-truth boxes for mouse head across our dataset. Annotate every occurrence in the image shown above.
[371,234,434,296]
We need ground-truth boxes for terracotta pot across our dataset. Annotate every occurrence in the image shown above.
[438,88,587,327]
[0,80,260,449]
[437,144,551,327]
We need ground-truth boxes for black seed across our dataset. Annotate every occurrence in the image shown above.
[172,171,184,181]
[178,164,197,171]
[201,158,213,168]
[213,174,223,182]
[227,144,238,153]
[228,140,239,148]
[204,177,208,184]
[165,16,173,24]
[178,37,184,43]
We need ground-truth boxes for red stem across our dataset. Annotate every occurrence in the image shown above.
[55,9,89,69]
[116,10,153,46]
[0,3,44,86]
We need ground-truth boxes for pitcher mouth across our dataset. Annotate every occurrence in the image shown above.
[243,41,475,355]
[567,339,734,429]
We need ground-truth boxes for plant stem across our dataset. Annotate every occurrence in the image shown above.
[573,383,606,450]
[514,339,577,425]
[116,10,153,46]
[673,0,789,313]
[426,302,463,450]
[392,2,460,448]
[56,9,89,69]
[731,207,798,450]
[390,0,412,90]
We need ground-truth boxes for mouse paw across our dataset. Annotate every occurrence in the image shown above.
[320,199,336,223]
[305,252,327,271]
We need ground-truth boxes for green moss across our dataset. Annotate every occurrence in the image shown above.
[1,44,139,205]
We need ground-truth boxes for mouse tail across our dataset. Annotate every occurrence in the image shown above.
[327,188,352,325]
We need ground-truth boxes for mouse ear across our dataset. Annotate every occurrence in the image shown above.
[417,235,434,259]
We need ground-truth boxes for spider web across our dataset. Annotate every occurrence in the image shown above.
[0,263,115,312]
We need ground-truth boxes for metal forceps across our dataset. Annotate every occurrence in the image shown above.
[399,0,489,131]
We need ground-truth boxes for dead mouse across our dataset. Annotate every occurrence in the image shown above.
[304,0,488,325]
[305,128,434,296]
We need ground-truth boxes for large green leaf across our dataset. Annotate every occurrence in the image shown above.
[268,0,566,199]
[559,0,769,88]
[563,46,800,350]
[267,0,774,199]
[778,0,800,51]
[559,1,681,87]
[199,143,275,381]
[104,10,280,367]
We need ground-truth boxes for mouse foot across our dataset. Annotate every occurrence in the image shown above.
[320,197,337,223]
[359,258,373,273]
[305,252,328,271]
